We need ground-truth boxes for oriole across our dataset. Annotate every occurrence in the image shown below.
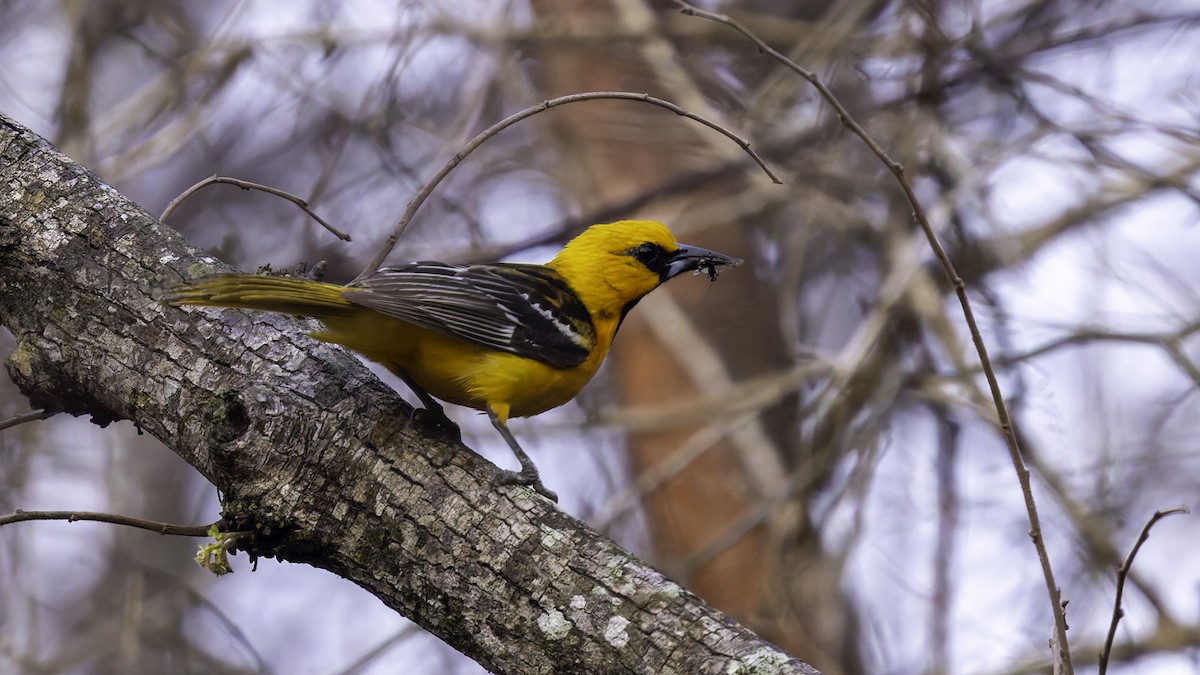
[167,219,740,501]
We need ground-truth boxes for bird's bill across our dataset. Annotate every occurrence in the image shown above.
[663,244,743,282]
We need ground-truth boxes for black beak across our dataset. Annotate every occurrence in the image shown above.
[663,244,743,282]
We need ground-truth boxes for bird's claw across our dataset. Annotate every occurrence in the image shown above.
[412,406,462,442]
[495,468,559,503]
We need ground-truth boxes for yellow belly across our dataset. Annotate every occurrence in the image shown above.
[312,311,606,421]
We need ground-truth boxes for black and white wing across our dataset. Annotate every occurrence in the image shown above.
[342,262,595,369]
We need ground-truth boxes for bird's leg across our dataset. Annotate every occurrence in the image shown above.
[487,408,558,502]
[392,368,461,442]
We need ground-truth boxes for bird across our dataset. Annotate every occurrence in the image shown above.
[166,219,741,501]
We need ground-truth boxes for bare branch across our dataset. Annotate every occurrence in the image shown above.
[0,408,52,432]
[160,174,352,241]
[1099,506,1190,675]
[0,509,214,537]
[356,91,781,280]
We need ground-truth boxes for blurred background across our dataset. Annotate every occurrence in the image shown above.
[2,0,1200,673]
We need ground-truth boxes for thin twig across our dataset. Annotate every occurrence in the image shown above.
[355,91,781,281]
[0,409,53,432]
[160,174,352,241]
[676,1,1072,668]
[0,509,214,537]
[1098,506,1190,675]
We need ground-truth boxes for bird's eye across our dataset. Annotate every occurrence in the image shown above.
[630,243,663,268]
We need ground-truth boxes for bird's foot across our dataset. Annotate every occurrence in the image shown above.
[412,406,462,442]
[494,468,559,503]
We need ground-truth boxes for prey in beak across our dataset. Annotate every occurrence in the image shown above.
[663,244,743,282]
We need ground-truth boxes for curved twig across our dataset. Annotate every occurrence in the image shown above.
[1098,506,1190,674]
[355,91,781,281]
[160,174,351,241]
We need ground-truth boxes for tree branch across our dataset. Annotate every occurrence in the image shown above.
[1099,506,1190,675]
[0,509,214,536]
[356,91,780,280]
[159,174,352,242]
[0,111,817,675]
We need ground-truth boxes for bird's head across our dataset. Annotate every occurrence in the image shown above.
[549,219,741,319]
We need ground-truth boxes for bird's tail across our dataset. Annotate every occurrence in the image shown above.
[164,274,358,318]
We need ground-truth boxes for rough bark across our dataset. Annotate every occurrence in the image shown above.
[0,112,819,674]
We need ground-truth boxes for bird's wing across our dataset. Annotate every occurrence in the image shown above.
[342,262,596,369]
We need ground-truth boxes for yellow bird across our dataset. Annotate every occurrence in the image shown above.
[167,219,740,501]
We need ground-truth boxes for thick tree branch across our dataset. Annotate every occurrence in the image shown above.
[0,111,816,674]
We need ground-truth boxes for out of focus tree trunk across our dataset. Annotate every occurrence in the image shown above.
[528,1,861,670]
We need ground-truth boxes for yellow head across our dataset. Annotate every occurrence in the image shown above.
[548,219,740,321]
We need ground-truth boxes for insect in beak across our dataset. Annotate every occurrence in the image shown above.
[663,244,743,282]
